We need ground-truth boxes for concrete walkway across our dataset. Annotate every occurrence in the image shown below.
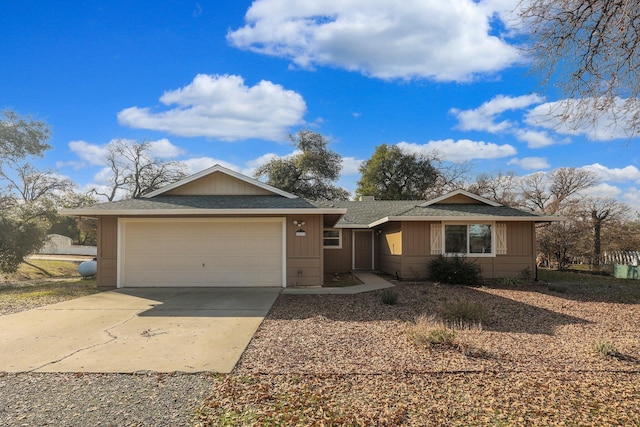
[282,271,394,295]
[0,287,280,373]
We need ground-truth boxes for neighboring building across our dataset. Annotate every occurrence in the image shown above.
[38,234,97,256]
[63,165,559,289]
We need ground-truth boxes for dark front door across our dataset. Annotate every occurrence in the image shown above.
[354,230,373,270]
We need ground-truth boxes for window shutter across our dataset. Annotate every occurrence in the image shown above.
[430,223,442,255]
[496,223,507,255]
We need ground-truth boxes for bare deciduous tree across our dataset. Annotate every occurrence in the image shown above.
[537,213,585,270]
[467,171,521,207]
[0,163,73,203]
[583,197,627,268]
[92,139,187,201]
[519,0,640,134]
[521,167,597,214]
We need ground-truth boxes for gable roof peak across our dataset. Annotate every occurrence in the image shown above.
[419,189,502,207]
[142,164,299,199]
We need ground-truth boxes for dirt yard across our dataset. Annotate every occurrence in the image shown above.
[197,271,640,426]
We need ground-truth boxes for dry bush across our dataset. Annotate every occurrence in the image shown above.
[407,315,457,348]
[442,299,489,326]
[407,314,487,358]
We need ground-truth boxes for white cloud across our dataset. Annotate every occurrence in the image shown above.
[450,93,589,148]
[117,74,306,141]
[621,187,640,213]
[181,157,241,176]
[582,183,623,199]
[512,129,560,148]
[341,156,364,175]
[582,163,640,184]
[525,98,640,141]
[148,138,184,158]
[67,140,110,166]
[397,139,516,163]
[507,157,550,170]
[67,138,184,167]
[245,153,280,170]
[451,93,544,132]
[227,0,521,82]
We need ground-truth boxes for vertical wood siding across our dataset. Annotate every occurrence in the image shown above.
[165,172,273,196]
[324,230,352,273]
[286,214,323,286]
[506,221,534,256]
[374,220,538,280]
[97,216,118,288]
[378,223,403,278]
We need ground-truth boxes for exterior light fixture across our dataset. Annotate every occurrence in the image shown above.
[293,220,307,237]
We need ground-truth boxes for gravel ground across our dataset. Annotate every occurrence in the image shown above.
[236,280,640,375]
[2,275,640,426]
[0,372,214,427]
[196,278,640,425]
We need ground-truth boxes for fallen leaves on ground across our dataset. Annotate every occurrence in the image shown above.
[197,371,640,426]
[197,277,640,425]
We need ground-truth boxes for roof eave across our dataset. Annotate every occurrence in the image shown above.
[60,208,348,216]
[333,223,370,229]
[368,215,564,227]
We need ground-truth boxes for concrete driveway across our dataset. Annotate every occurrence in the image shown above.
[0,287,280,373]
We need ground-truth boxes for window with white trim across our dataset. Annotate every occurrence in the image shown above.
[444,223,493,255]
[323,229,342,248]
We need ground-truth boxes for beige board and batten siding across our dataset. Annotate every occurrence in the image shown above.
[399,222,431,279]
[378,223,403,277]
[323,230,352,274]
[96,216,118,288]
[163,170,274,196]
[496,221,536,278]
[286,214,323,286]
[376,221,536,280]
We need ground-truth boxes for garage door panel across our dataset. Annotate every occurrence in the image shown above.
[122,220,283,287]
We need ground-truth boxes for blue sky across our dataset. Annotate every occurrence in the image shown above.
[2,1,640,210]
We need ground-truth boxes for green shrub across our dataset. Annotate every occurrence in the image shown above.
[379,288,399,305]
[428,255,481,286]
[442,300,489,325]
[547,284,568,293]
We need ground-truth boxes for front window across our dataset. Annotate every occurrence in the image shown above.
[323,229,342,248]
[445,224,492,255]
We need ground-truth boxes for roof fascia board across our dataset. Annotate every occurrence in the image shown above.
[60,207,348,216]
[369,215,564,227]
[420,189,502,207]
[142,164,299,199]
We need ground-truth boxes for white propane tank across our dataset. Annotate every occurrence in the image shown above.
[78,259,97,277]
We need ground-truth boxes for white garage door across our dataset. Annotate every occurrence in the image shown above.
[120,218,284,287]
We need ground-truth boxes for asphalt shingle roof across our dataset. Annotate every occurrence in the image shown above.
[84,195,318,211]
[313,200,546,226]
[69,194,552,227]
[401,204,543,218]
[312,200,417,225]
